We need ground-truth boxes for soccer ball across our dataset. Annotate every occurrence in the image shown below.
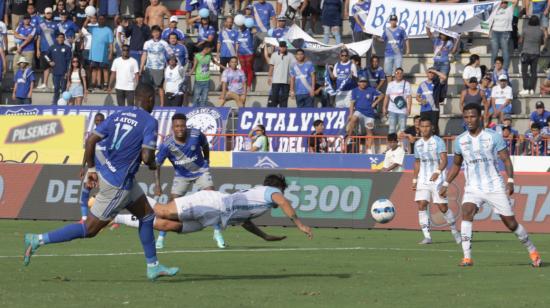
[85,6,96,17]
[370,199,396,224]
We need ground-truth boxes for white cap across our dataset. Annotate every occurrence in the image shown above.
[44,7,53,14]
[169,16,178,23]
[17,57,29,64]
[498,74,507,81]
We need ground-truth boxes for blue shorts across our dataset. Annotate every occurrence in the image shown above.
[490,104,512,114]
[90,61,110,69]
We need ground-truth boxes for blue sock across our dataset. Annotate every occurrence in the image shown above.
[139,213,158,265]
[80,187,90,217]
[42,223,87,244]
[158,231,167,239]
[214,224,221,232]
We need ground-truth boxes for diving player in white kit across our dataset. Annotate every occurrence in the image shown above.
[113,174,313,241]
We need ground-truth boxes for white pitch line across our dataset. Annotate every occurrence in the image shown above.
[0,246,538,259]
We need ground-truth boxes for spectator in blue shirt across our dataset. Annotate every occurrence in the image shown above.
[252,0,276,33]
[46,33,72,104]
[185,0,201,33]
[426,27,459,76]
[347,76,384,153]
[162,16,186,43]
[290,49,316,108]
[530,101,550,127]
[166,33,188,68]
[217,16,238,88]
[416,68,447,135]
[501,126,518,155]
[12,57,35,105]
[366,55,385,91]
[85,15,114,90]
[377,14,409,82]
[351,0,371,42]
[57,11,79,46]
[36,7,58,90]
[521,123,546,156]
[14,14,36,72]
[195,16,217,48]
[123,14,151,68]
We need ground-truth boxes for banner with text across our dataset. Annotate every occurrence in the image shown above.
[233,108,349,153]
[2,165,550,232]
[357,0,500,37]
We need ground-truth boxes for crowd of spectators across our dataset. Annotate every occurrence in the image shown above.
[0,0,549,155]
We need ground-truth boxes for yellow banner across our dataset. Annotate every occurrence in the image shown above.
[0,116,85,164]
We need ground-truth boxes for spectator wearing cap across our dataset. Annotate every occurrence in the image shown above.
[347,75,384,154]
[123,13,151,67]
[164,55,187,106]
[217,16,238,89]
[290,48,315,108]
[162,16,186,43]
[416,68,447,135]
[141,25,172,106]
[219,56,247,107]
[490,0,517,70]
[237,19,255,91]
[84,15,114,91]
[268,40,295,107]
[328,49,357,108]
[460,77,489,122]
[10,0,28,31]
[426,26,459,76]
[321,0,344,45]
[11,57,34,105]
[462,54,481,87]
[519,15,544,96]
[376,14,408,82]
[46,32,72,104]
[191,42,223,106]
[489,74,513,123]
[165,33,188,69]
[366,55,385,91]
[57,10,79,47]
[383,67,411,134]
[252,0,276,33]
[108,44,139,106]
[530,101,550,127]
[13,14,35,73]
[36,7,58,90]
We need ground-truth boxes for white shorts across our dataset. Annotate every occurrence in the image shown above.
[335,90,353,108]
[171,171,214,196]
[462,190,514,216]
[174,190,227,231]
[353,111,375,130]
[414,184,447,204]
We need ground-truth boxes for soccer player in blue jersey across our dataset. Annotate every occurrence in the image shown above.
[114,174,313,241]
[23,84,180,280]
[152,113,225,249]
[440,104,542,267]
[412,116,460,245]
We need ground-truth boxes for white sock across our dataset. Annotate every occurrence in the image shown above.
[418,210,431,239]
[514,224,537,254]
[461,221,473,259]
[443,209,458,233]
[113,214,139,228]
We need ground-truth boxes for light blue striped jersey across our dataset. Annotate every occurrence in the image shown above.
[454,129,507,193]
[414,135,447,188]
[221,186,282,227]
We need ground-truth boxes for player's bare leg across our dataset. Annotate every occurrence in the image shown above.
[416,200,432,244]
[500,215,542,267]
[459,203,477,267]
[435,203,461,244]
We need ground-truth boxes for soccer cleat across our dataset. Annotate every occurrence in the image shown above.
[452,231,462,244]
[147,264,179,281]
[155,238,164,250]
[459,258,474,267]
[530,251,543,268]
[418,238,432,245]
[23,234,40,266]
[213,229,226,249]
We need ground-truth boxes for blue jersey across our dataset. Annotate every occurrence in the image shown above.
[199,0,222,15]
[414,135,447,188]
[36,19,58,52]
[57,20,79,40]
[252,2,275,32]
[166,43,188,66]
[14,68,35,98]
[334,61,357,91]
[219,28,239,58]
[93,107,158,189]
[382,26,407,56]
[351,86,380,118]
[271,26,289,40]
[161,27,186,42]
[15,25,36,52]
[530,110,550,127]
[197,24,216,42]
[433,37,454,63]
[237,28,254,55]
[155,129,209,178]
[532,0,548,14]
[454,129,507,193]
[351,1,370,32]
[290,61,314,95]
[366,66,385,88]
[416,80,436,112]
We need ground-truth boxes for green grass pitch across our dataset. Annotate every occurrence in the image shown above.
[1,220,549,307]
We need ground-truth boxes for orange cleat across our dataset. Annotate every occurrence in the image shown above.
[459,258,474,267]
[530,251,543,268]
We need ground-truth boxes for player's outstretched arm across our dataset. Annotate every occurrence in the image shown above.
[440,154,463,198]
[242,220,287,241]
[272,193,313,239]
